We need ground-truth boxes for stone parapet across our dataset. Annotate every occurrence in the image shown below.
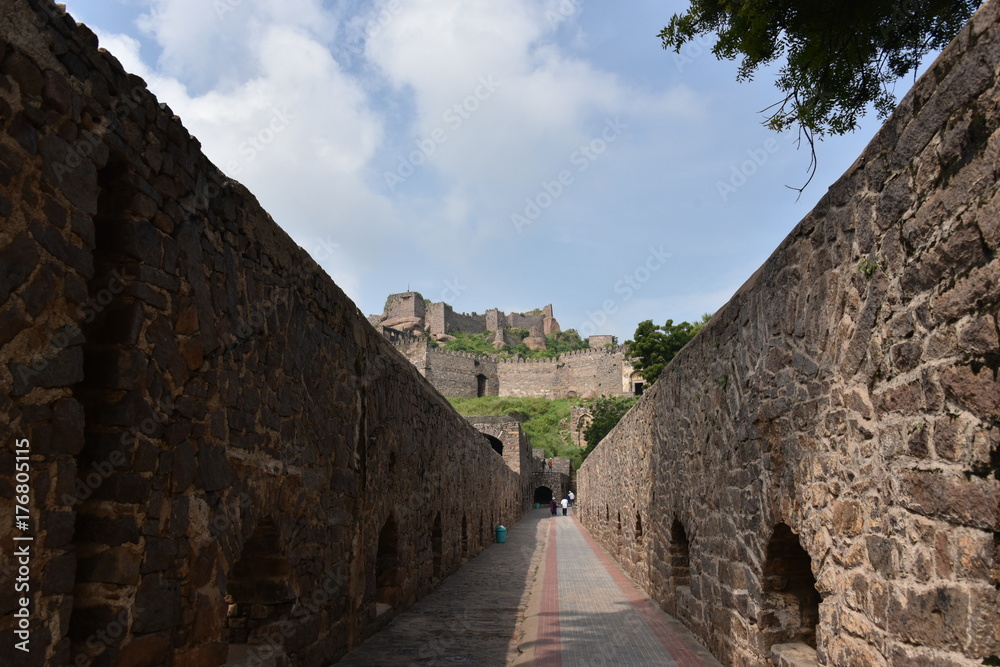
[0,3,525,665]
[579,2,1000,664]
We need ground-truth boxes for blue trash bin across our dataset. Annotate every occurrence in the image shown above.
[496,525,507,543]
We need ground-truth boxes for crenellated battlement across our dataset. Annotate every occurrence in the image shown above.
[377,328,635,398]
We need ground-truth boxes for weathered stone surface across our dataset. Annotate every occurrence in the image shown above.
[0,233,39,302]
[578,2,1000,664]
[77,547,141,585]
[899,470,1000,530]
[132,575,181,634]
[6,0,1000,665]
[0,4,528,665]
[116,632,171,667]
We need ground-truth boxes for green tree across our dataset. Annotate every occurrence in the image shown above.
[660,0,978,181]
[582,396,638,456]
[442,330,497,356]
[625,315,710,384]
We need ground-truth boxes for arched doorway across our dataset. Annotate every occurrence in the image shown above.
[533,486,553,504]
[476,374,488,397]
[761,523,820,649]
[485,434,503,456]
[225,518,295,664]
[375,517,400,613]
[670,519,691,588]
[630,370,645,395]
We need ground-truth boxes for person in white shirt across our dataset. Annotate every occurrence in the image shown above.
[560,497,569,516]
[568,490,575,507]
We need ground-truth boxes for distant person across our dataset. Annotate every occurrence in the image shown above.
[547,458,553,472]
[549,498,558,517]
[561,497,568,516]
[568,490,575,507]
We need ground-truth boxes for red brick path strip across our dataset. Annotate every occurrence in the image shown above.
[573,513,708,666]
[534,518,562,666]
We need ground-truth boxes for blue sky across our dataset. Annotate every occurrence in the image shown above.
[61,0,928,341]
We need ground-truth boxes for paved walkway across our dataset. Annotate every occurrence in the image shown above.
[332,508,722,666]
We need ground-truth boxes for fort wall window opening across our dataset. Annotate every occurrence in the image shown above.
[225,518,295,662]
[762,523,821,649]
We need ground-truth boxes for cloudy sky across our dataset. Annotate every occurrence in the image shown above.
[62,0,931,341]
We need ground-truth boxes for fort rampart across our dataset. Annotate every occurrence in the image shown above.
[392,336,636,399]
[0,2,524,665]
[579,3,1000,664]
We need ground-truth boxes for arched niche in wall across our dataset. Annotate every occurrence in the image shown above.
[225,517,296,664]
[533,486,553,504]
[375,516,400,613]
[761,523,821,650]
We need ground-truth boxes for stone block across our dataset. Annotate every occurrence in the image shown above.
[41,509,76,549]
[132,574,181,633]
[887,585,970,650]
[140,537,178,575]
[939,362,1000,421]
[197,442,234,492]
[899,470,1000,530]
[10,344,84,395]
[169,642,228,667]
[116,632,171,667]
[74,513,140,546]
[77,547,140,585]
[0,233,39,303]
[39,551,76,595]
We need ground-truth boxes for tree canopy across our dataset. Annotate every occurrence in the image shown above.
[625,315,710,384]
[582,396,638,457]
[660,0,979,140]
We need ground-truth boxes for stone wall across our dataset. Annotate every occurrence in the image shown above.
[383,292,425,322]
[468,416,535,507]
[387,337,635,399]
[496,346,632,399]
[569,405,592,448]
[423,349,498,398]
[424,302,486,337]
[0,3,525,665]
[578,3,1000,665]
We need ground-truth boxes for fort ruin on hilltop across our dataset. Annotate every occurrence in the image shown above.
[369,291,641,398]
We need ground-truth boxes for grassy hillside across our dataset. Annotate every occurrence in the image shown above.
[447,396,587,469]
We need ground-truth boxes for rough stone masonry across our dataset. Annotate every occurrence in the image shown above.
[0,1,526,665]
[579,1,1000,665]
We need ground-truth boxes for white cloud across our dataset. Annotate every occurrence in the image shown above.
[80,0,724,324]
[365,0,706,208]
